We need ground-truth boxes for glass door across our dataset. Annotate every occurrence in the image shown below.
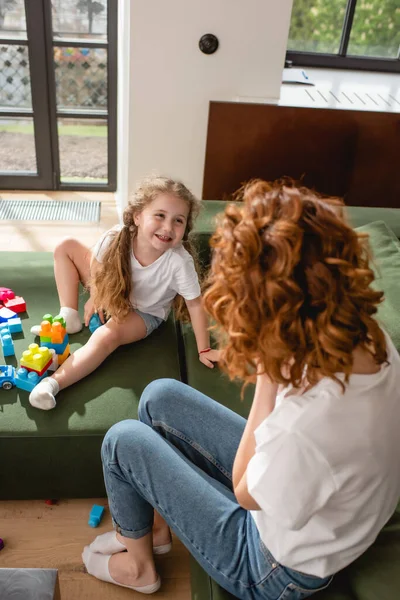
[0,0,117,191]
[47,0,117,190]
[0,0,53,189]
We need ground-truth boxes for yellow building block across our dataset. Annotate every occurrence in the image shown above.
[57,343,70,365]
[20,343,52,372]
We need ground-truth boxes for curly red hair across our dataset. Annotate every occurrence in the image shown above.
[203,180,387,390]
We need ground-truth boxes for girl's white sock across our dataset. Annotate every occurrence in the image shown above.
[82,547,161,593]
[89,531,126,555]
[59,306,82,334]
[29,377,59,410]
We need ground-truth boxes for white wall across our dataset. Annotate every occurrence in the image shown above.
[117,0,294,211]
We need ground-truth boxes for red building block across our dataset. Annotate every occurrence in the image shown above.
[4,296,26,313]
[0,287,14,303]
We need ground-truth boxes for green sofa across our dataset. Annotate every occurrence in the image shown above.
[1,202,400,600]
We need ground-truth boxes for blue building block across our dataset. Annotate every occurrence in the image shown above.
[7,317,22,334]
[88,504,105,527]
[0,307,17,323]
[0,326,14,357]
[89,313,103,334]
[40,334,69,355]
[14,367,48,393]
[0,365,16,390]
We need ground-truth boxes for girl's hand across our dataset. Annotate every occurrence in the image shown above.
[199,349,221,369]
[84,297,105,327]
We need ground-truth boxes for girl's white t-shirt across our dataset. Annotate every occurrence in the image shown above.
[247,330,400,578]
[92,227,201,319]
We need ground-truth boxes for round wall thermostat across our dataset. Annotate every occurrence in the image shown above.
[199,34,219,55]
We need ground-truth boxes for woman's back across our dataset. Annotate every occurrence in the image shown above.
[248,329,400,577]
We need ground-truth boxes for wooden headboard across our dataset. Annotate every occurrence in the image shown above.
[202,101,400,207]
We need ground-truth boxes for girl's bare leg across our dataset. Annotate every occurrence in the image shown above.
[31,238,92,337]
[54,238,92,309]
[29,311,147,410]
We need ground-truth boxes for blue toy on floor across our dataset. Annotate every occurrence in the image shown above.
[89,313,103,334]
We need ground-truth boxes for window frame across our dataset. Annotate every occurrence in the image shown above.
[286,0,400,74]
[43,0,117,192]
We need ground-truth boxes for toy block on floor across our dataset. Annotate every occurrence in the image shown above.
[89,313,103,333]
[0,287,14,303]
[20,344,52,373]
[7,317,22,334]
[0,326,15,357]
[43,335,69,356]
[4,295,26,313]
[57,344,70,365]
[38,316,67,345]
[47,349,58,372]
[23,357,53,378]
[14,367,47,393]
[49,321,66,344]
[0,306,17,323]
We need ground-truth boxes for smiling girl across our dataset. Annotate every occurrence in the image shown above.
[29,176,218,410]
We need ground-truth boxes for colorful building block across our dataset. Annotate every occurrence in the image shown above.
[88,504,105,527]
[38,317,67,345]
[43,336,69,356]
[89,313,103,333]
[57,344,70,365]
[0,306,17,323]
[20,343,52,372]
[4,295,26,313]
[40,314,66,329]
[7,317,22,334]
[0,287,14,303]
[14,367,47,393]
[23,357,53,378]
[0,327,15,357]
[47,349,58,372]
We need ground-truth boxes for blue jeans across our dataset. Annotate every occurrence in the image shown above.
[101,379,333,600]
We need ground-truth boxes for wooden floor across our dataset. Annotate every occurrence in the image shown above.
[0,499,191,600]
[0,191,192,599]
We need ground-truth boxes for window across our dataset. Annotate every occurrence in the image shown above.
[286,0,400,73]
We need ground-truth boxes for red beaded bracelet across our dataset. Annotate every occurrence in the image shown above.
[199,347,212,355]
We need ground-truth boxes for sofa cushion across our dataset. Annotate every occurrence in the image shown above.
[193,202,400,270]
[355,221,400,353]
[0,252,181,499]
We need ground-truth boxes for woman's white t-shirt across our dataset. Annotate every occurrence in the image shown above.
[247,330,400,578]
[92,227,201,319]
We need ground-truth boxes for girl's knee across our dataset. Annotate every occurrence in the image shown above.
[138,378,185,422]
[54,237,79,258]
[92,321,120,352]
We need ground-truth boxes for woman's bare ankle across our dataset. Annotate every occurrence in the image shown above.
[109,552,157,587]
[152,522,171,547]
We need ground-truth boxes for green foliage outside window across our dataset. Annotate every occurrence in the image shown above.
[288,0,400,59]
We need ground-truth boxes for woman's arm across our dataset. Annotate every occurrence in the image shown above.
[233,373,279,509]
[185,296,220,368]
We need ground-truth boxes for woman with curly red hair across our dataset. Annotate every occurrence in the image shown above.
[82,180,400,599]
